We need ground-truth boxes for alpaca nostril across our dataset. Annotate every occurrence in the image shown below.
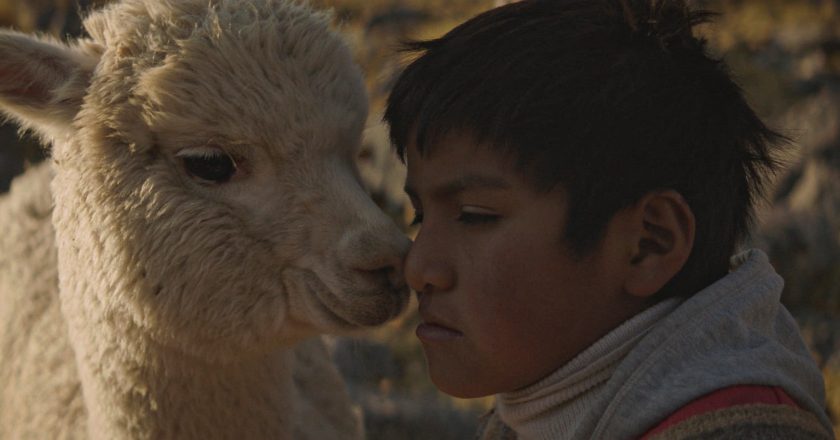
[361,264,406,293]
[344,237,406,270]
[339,228,410,290]
[383,266,407,292]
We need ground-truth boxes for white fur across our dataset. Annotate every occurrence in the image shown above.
[0,0,409,438]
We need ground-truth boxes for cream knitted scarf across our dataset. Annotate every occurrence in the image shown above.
[496,297,682,440]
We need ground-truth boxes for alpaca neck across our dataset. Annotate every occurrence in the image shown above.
[51,171,298,439]
[70,325,296,440]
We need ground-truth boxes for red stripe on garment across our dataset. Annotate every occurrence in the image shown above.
[639,385,800,439]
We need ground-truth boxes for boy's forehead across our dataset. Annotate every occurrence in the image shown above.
[405,132,552,190]
[406,130,513,165]
[407,133,501,172]
[404,133,530,195]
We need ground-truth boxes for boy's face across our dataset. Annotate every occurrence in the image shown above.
[404,133,644,398]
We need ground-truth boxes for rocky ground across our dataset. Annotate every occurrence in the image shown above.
[1,0,839,437]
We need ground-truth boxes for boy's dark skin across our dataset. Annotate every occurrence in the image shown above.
[404,132,694,398]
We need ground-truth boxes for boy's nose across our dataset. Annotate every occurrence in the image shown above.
[404,230,455,294]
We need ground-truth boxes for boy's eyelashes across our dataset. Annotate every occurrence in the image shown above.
[409,204,501,227]
[456,211,499,225]
[458,205,500,224]
[409,208,500,227]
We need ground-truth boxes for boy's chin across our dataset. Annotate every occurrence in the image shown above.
[431,377,492,399]
[425,356,503,399]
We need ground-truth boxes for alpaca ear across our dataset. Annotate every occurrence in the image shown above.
[0,30,99,142]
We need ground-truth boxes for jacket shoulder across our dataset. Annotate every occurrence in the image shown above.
[649,404,834,440]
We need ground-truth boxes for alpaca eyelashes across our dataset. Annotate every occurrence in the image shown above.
[176,147,238,184]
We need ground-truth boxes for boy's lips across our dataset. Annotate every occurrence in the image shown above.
[417,300,463,342]
[416,321,463,342]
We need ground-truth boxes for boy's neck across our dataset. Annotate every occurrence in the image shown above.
[496,297,682,440]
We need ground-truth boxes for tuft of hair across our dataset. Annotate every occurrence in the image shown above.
[384,0,786,299]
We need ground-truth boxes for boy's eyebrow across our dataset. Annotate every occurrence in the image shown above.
[404,174,512,199]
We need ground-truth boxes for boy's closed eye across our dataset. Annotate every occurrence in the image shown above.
[409,206,500,226]
[456,206,500,225]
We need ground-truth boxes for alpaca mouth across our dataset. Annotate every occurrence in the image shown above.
[284,267,408,329]
[318,281,409,327]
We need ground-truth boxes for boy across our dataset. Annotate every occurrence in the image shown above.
[384,0,834,438]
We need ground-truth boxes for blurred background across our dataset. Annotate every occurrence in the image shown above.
[1,0,839,437]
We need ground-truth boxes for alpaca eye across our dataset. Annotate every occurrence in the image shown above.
[176,147,237,184]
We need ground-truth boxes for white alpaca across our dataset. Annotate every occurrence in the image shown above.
[0,0,410,438]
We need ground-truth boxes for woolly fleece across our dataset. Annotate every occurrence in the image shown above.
[0,0,410,438]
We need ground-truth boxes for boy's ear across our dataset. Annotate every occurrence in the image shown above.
[623,190,695,298]
[0,30,100,142]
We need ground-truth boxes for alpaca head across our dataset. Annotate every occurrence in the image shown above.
[0,0,409,362]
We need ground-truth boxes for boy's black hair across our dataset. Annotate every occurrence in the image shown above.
[384,0,786,299]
